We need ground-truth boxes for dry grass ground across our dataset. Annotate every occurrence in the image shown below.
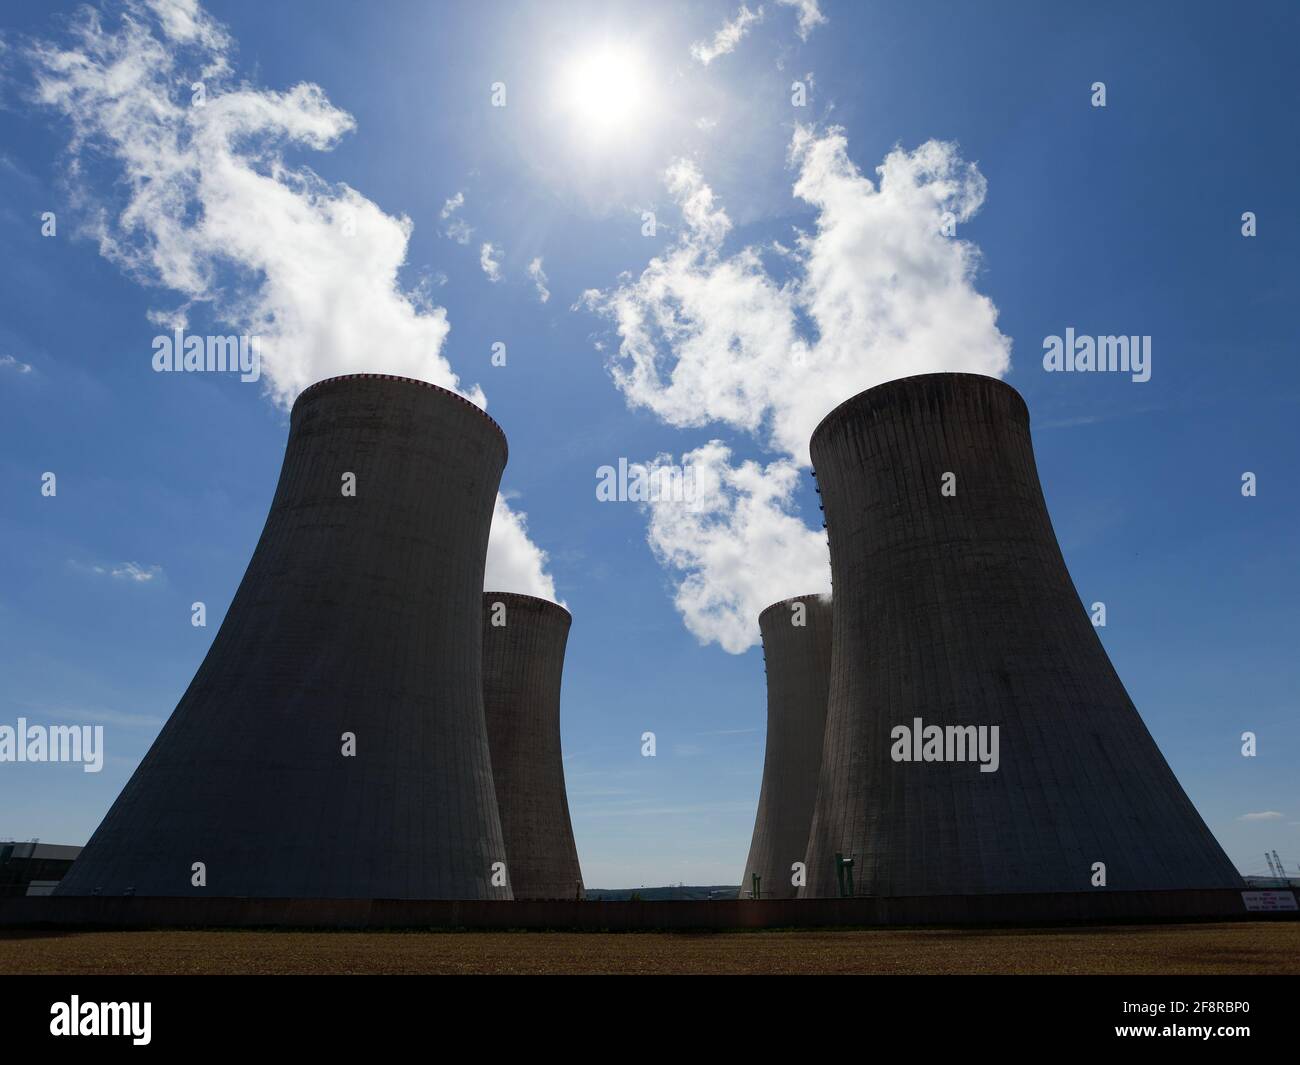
[1,921,1297,974]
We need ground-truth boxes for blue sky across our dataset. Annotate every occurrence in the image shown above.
[0,0,1296,887]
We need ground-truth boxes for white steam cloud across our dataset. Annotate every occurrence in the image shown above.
[527,256,550,303]
[440,191,473,244]
[440,191,464,218]
[479,241,502,282]
[776,0,827,41]
[690,0,825,67]
[486,494,560,605]
[1,354,35,374]
[29,0,559,601]
[585,127,1010,650]
[644,443,828,654]
[691,5,764,66]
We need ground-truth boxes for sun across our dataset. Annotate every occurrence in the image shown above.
[557,42,655,143]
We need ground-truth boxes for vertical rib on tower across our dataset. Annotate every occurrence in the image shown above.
[58,374,511,899]
[482,592,584,900]
[739,594,832,900]
[803,373,1240,897]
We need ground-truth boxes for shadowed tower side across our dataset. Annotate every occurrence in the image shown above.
[803,373,1241,898]
[740,594,833,900]
[58,374,511,899]
[482,592,584,900]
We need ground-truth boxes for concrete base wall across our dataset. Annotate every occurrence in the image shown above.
[1,889,1287,931]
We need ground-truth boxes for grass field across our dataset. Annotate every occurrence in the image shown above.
[2,921,1297,975]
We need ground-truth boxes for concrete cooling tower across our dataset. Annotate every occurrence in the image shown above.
[58,374,512,899]
[482,593,584,900]
[739,594,832,900]
[802,373,1240,898]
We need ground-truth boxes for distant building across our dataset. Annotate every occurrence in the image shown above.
[1242,875,1300,890]
[0,841,82,897]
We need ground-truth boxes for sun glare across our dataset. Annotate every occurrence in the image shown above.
[558,43,655,143]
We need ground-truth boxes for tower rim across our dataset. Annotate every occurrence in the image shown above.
[483,590,571,621]
[809,372,1027,453]
[757,593,831,625]
[294,373,508,457]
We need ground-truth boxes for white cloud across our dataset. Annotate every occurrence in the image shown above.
[485,493,560,604]
[527,256,550,303]
[440,191,473,243]
[145,305,188,331]
[31,1,559,602]
[144,0,230,53]
[1239,811,1285,822]
[691,4,764,65]
[479,241,502,282]
[22,702,164,728]
[591,129,1006,464]
[0,354,34,373]
[28,2,473,411]
[776,0,827,40]
[641,442,829,653]
[665,157,733,246]
[112,561,161,582]
[584,128,1009,649]
[71,559,163,583]
[439,191,464,219]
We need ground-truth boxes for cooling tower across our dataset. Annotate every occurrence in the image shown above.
[59,374,511,899]
[482,592,584,900]
[802,373,1240,898]
[739,594,832,900]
